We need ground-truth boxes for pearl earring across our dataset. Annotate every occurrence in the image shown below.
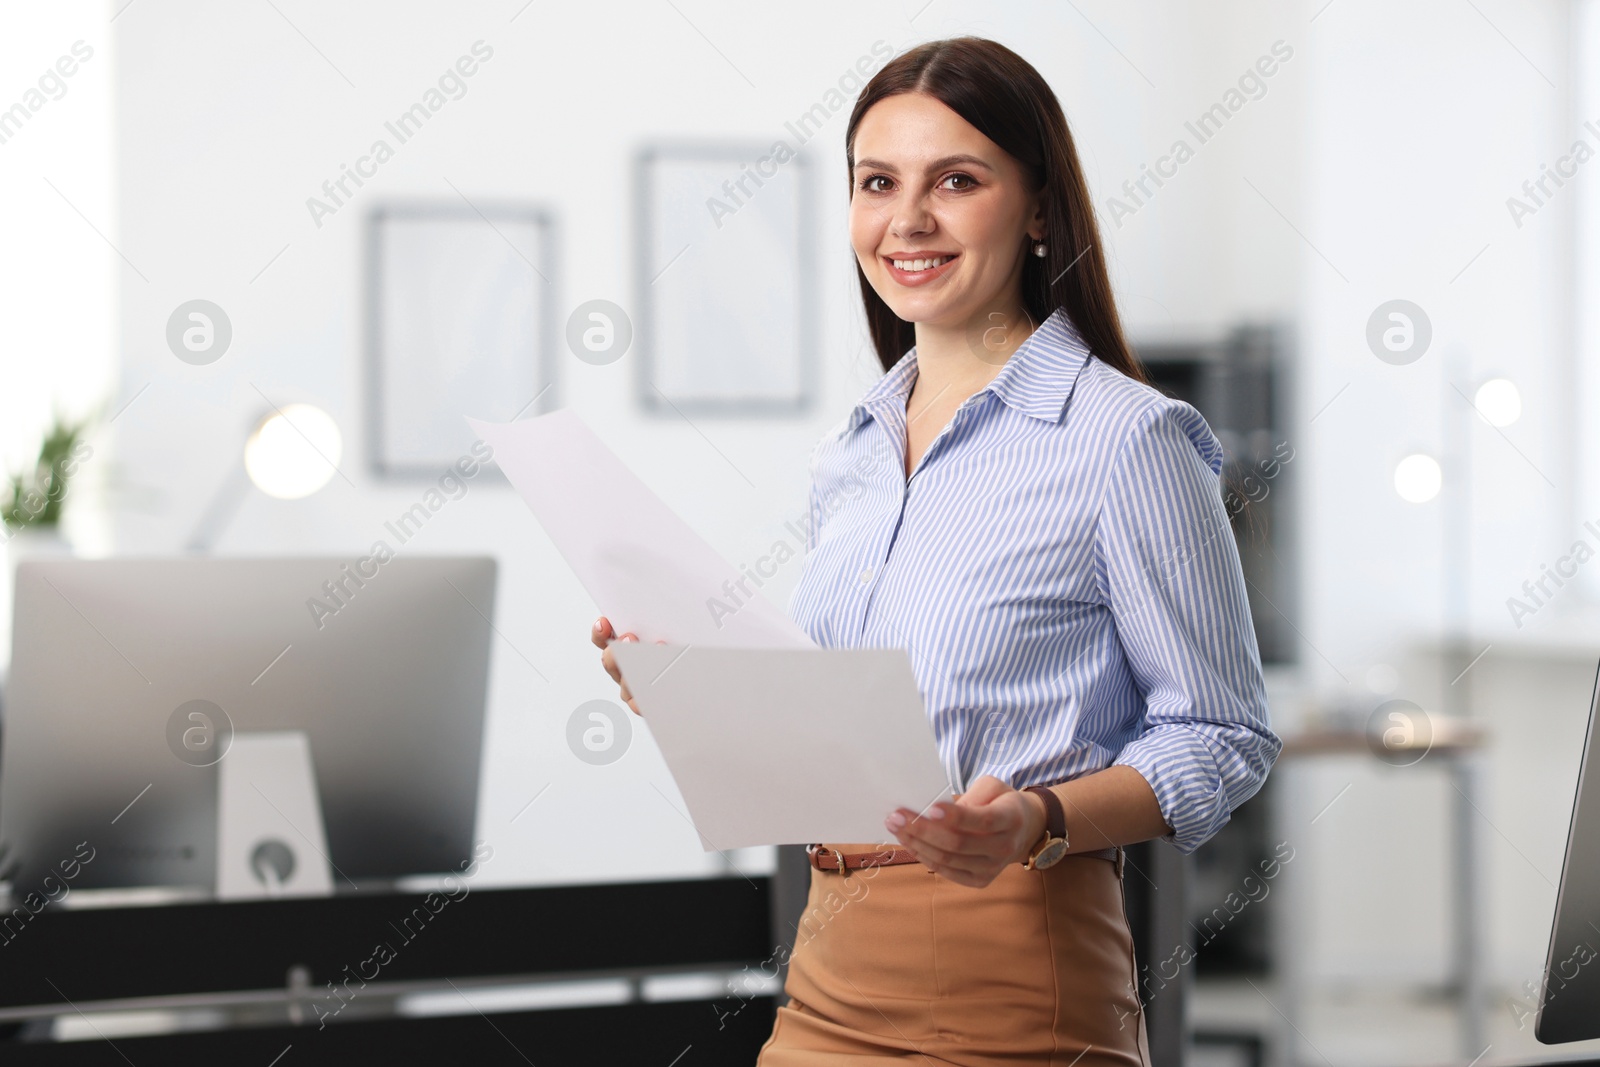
[1032,241,1047,258]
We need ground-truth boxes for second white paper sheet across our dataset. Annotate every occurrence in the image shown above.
[612,643,954,849]
[467,410,812,648]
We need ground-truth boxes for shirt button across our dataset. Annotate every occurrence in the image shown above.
[859,568,873,584]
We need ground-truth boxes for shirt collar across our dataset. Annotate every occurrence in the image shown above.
[982,306,1094,422]
[847,306,1094,430]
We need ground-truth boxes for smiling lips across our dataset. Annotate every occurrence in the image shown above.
[884,252,958,286]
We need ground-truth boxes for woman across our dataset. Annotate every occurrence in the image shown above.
[594,36,1281,1066]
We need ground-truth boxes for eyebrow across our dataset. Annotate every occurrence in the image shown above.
[852,153,996,174]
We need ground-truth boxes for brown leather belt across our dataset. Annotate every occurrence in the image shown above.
[808,843,1120,873]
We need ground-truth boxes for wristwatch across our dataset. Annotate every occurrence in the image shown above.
[1022,785,1070,870]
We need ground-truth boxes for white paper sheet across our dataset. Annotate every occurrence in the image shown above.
[611,643,954,849]
[467,410,813,648]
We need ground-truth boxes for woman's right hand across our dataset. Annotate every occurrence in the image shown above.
[592,616,643,716]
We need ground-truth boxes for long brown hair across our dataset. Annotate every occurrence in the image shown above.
[845,37,1147,384]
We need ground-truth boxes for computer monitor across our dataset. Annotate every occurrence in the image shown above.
[1538,657,1600,1043]
[0,556,495,893]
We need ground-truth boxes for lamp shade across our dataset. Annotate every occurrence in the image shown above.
[243,404,343,500]
[1394,452,1442,504]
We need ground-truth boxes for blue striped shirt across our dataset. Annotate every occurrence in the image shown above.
[787,307,1282,854]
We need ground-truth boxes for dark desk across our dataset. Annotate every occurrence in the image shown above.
[0,877,776,1064]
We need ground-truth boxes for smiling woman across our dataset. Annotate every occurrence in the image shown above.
[592,33,1280,1067]
[762,36,1278,1066]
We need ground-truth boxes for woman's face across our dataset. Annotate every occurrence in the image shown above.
[850,92,1043,334]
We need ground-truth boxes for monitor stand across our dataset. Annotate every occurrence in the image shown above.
[216,731,334,900]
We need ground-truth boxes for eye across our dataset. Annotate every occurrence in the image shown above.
[857,174,893,194]
[940,172,978,191]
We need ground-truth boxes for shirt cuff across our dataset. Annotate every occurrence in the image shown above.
[1113,726,1233,855]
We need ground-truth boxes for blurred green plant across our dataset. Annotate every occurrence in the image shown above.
[3,414,90,532]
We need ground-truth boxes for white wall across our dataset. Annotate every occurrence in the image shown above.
[0,2,117,663]
[0,5,115,474]
[1298,0,1575,681]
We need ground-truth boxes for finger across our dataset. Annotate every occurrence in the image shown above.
[892,812,983,857]
[933,865,995,889]
[922,858,987,886]
[900,822,1012,866]
[591,617,613,650]
[895,805,1012,856]
[599,644,622,685]
[915,844,998,883]
[902,836,975,870]
[898,820,987,858]
[886,809,943,848]
[599,632,638,682]
[917,799,1006,837]
[924,780,1021,836]
[884,815,968,861]
[923,843,1005,881]
[907,838,1010,874]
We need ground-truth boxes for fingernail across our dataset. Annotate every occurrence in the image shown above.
[925,805,945,820]
[885,813,906,832]
[593,618,604,632]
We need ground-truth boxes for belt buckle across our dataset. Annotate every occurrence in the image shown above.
[807,843,846,874]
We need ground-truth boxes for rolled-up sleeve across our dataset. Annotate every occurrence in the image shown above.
[1100,400,1282,854]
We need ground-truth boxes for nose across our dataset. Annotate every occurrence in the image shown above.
[888,189,935,243]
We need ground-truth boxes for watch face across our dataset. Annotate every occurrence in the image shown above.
[1033,839,1070,869]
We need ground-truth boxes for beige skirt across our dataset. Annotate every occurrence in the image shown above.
[756,845,1151,1066]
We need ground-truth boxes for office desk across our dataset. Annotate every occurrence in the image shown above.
[0,877,776,1064]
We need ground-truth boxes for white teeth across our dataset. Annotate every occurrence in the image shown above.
[892,255,952,272]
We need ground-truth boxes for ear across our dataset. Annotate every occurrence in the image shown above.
[1026,191,1048,242]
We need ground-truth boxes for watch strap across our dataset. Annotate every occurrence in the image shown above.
[1024,785,1066,841]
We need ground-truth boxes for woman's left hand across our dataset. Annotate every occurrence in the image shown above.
[884,775,1047,888]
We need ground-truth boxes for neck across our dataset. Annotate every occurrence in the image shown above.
[910,293,1038,402]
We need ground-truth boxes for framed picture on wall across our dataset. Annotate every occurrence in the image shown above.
[366,201,558,477]
[634,143,816,416]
